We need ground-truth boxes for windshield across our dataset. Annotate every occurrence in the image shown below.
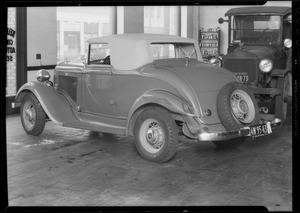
[231,15,281,45]
[150,43,197,60]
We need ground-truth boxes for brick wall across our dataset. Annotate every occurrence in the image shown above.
[7,7,16,97]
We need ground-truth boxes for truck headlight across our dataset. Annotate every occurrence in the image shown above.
[259,59,273,73]
[284,39,292,48]
[209,57,222,67]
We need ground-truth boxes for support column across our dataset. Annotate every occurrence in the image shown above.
[117,6,124,34]
[16,7,27,90]
[124,6,144,33]
[180,6,187,37]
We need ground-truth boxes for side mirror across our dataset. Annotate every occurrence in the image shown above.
[218,18,229,24]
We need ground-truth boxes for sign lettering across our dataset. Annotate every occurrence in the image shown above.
[7,27,16,62]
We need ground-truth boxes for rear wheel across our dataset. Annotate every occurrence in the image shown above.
[20,92,46,136]
[213,82,260,149]
[134,107,178,162]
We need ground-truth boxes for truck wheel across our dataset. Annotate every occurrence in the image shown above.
[134,107,178,162]
[213,82,260,149]
[276,73,291,122]
[20,92,46,136]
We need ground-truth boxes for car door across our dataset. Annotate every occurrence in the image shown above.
[80,43,117,117]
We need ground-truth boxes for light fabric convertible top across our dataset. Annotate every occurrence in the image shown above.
[88,34,199,70]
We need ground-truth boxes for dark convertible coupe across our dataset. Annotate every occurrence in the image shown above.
[13,34,281,162]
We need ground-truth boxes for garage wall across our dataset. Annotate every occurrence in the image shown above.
[7,8,17,97]
[199,1,292,54]
[27,7,57,67]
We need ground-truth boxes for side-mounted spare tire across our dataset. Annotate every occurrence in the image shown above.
[213,82,260,149]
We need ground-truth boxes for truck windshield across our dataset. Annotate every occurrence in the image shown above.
[231,15,281,45]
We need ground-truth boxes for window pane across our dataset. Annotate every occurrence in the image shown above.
[150,43,197,60]
[89,44,110,65]
[144,6,179,35]
[232,15,281,45]
[56,7,115,64]
[151,44,175,59]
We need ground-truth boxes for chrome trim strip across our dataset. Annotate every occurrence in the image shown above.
[197,118,282,141]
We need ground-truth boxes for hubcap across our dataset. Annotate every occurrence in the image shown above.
[230,90,255,124]
[139,119,165,153]
[23,101,36,130]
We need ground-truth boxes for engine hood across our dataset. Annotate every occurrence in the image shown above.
[225,46,277,60]
[55,62,85,72]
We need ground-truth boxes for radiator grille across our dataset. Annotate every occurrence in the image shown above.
[223,59,257,82]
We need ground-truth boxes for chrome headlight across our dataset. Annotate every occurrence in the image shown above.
[284,39,292,48]
[209,57,222,67]
[259,59,273,73]
[36,69,51,82]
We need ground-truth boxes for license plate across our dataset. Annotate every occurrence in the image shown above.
[235,73,249,83]
[250,122,272,138]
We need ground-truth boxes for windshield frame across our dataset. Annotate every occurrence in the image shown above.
[229,15,283,46]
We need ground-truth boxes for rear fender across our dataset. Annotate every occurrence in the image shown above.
[126,90,190,135]
[16,82,78,125]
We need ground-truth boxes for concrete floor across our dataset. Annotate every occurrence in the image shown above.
[6,101,292,210]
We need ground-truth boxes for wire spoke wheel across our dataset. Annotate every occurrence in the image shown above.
[20,93,46,136]
[139,119,165,154]
[230,89,255,124]
[134,107,178,162]
[22,101,37,131]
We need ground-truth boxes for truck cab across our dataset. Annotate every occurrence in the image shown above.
[213,6,292,122]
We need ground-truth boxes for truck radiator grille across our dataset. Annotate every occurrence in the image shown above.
[223,59,257,82]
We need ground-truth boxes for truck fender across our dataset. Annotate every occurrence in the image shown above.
[270,69,290,77]
[126,90,190,135]
[16,82,78,125]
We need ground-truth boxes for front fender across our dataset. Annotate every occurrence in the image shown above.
[16,82,78,125]
[270,69,290,77]
[126,90,193,135]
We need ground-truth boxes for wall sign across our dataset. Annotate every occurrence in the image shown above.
[7,27,16,62]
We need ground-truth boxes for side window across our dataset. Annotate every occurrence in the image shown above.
[89,43,110,65]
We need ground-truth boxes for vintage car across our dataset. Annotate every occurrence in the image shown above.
[211,6,292,122]
[13,34,281,162]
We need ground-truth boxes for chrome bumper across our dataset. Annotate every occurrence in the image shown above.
[198,118,282,141]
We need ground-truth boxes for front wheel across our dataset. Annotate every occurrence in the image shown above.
[20,92,46,136]
[276,73,291,122]
[134,107,178,162]
[213,82,260,149]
